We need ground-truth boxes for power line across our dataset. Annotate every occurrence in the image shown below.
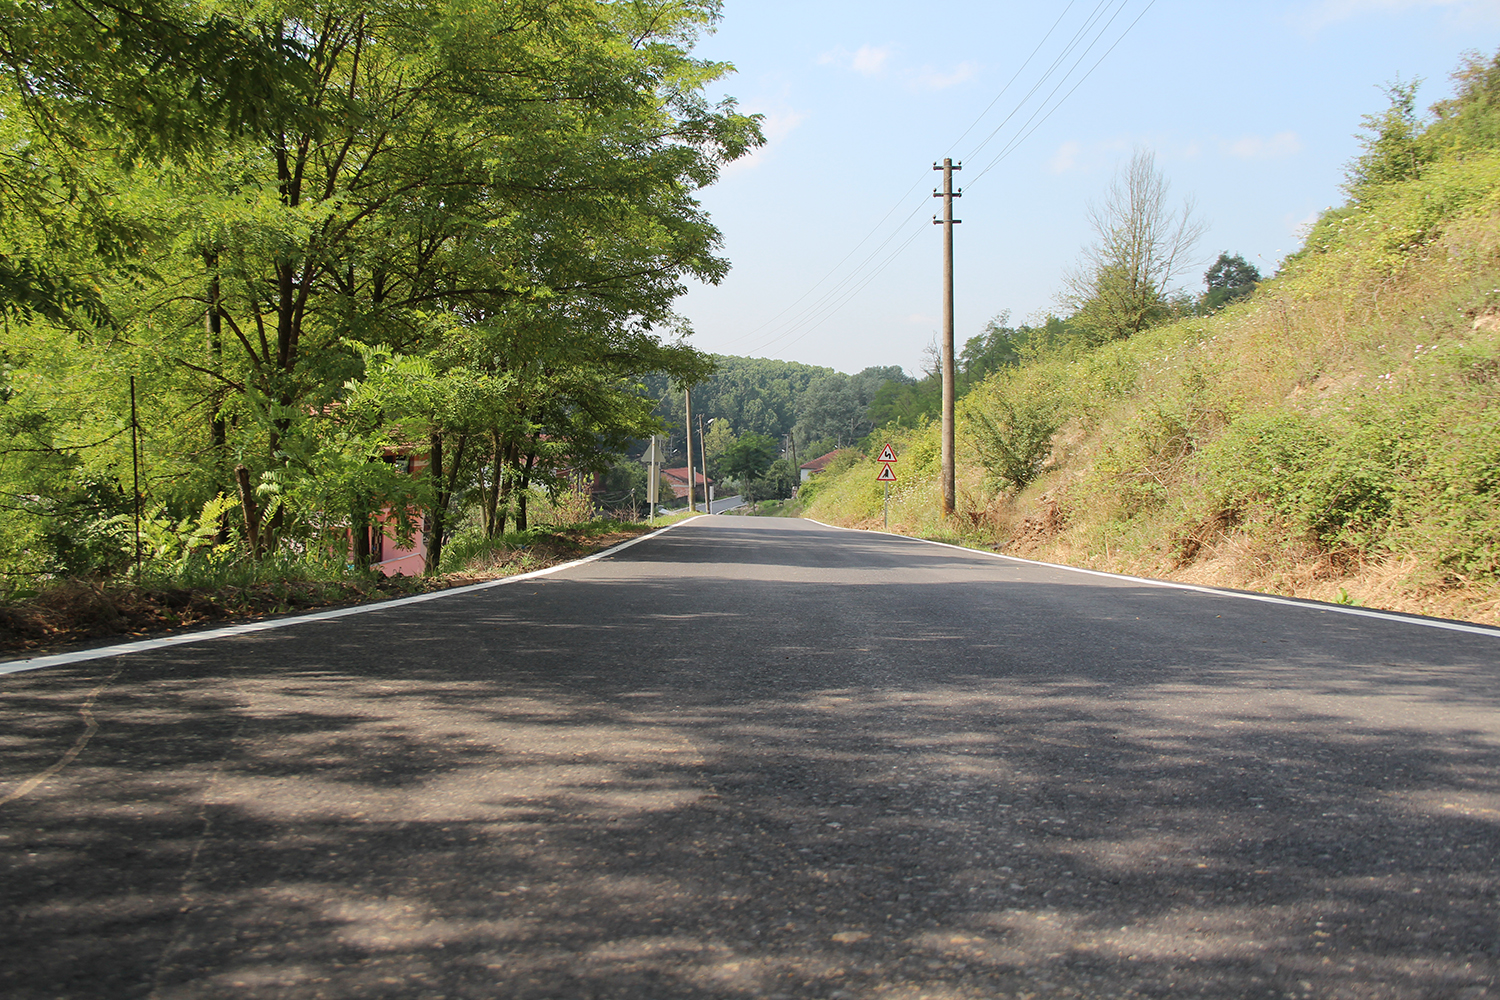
[943,0,1082,157]
[714,1,1157,363]
[738,196,931,357]
[712,180,929,350]
[959,0,1121,164]
[741,220,929,358]
[970,0,1158,186]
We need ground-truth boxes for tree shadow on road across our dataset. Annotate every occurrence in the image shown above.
[2,574,1498,999]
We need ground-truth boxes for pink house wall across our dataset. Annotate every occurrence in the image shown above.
[351,453,430,577]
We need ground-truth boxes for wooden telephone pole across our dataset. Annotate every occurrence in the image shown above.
[933,158,961,518]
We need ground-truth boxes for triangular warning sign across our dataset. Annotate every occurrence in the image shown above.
[877,443,897,463]
[876,464,897,481]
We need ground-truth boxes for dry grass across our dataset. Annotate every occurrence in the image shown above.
[806,204,1500,628]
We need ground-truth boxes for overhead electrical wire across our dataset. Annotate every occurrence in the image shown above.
[711,178,929,351]
[737,195,930,357]
[942,0,1081,157]
[719,0,1157,362]
[726,5,1107,356]
[968,0,1158,187]
[957,0,1120,165]
[740,212,931,358]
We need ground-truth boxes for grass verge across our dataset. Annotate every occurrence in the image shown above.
[0,516,690,659]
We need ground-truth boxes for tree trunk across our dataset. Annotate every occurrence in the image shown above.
[423,431,444,574]
[483,430,506,538]
[516,449,537,532]
[351,509,371,569]
[205,254,229,543]
[423,430,468,574]
[235,464,261,560]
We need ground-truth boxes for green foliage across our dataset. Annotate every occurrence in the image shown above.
[1201,252,1261,312]
[760,457,800,500]
[647,355,833,454]
[720,432,778,482]
[1345,78,1431,200]
[959,312,1028,382]
[867,373,939,428]
[962,367,1065,493]
[1428,49,1500,157]
[0,0,765,587]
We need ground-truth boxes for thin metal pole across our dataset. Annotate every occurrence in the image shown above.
[130,374,142,583]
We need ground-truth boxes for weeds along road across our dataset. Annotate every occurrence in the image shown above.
[3,515,1500,1000]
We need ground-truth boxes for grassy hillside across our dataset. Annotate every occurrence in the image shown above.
[804,54,1500,625]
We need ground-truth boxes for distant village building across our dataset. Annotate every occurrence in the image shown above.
[661,467,713,500]
[798,449,849,483]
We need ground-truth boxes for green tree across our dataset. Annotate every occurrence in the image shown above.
[1344,78,1429,200]
[720,432,777,483]
[1201,252,1261,312]
[0,0,763,581]
[1429,49,1500,157]
[1061,150,1205,345]
[959,311,1029,385]
[963,368,1064,493]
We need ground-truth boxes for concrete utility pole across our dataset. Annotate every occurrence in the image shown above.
[684,388,695,513]
[698,415,712,513]
[933,158,961,518]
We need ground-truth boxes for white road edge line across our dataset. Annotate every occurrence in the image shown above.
[804,518,1500,639]
[0,516,707,677]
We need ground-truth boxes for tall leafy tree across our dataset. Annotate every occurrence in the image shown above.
[0,0,763,576]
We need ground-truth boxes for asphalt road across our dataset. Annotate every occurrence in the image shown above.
[3,516,1500,1000]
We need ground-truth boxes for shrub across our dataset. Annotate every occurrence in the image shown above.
[962,367,1065,492]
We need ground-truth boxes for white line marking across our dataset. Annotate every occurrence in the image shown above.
[0,517,705,677]
[802,518,1500,639]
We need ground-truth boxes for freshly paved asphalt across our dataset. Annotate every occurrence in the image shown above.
[3,516,1499,1000]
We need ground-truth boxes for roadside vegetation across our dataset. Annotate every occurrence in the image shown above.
[0,2,758,644]
[0,515,693,656]
[805,49,1500,625]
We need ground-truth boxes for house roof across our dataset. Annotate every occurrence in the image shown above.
[798,449,849,473]
[661,466,712,500]
[661,467,711,487]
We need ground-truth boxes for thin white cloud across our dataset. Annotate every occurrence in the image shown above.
[819,44,893,77]
[852,45,892,76]
[722,109,808,176]
[818,47,976,91]
[1223,131,1303,160]
[1297,0,1500,30]
[1049,140,1083,173]
[913,61,979,91]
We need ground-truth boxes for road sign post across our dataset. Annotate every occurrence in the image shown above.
[641,436,664,523]
[876,443,897,530]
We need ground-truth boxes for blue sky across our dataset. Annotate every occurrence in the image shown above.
[673,0,1500,377]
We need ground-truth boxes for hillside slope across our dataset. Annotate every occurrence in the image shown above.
[804,55,1500,625]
